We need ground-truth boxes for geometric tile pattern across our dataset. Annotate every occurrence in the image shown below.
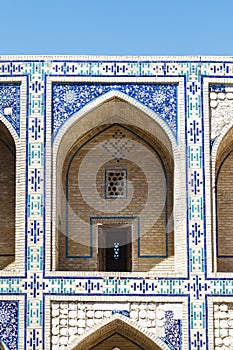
[1,57,233,349]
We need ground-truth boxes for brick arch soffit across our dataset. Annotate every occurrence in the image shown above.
[0,119,17,160]
[215,149,233,184]
[0,115,18,148]
[65,122,170,181]
[214,137,233,264]
[64,123,170,225]
[53,90,177,166]
[212,121,233,172]
[214,124,233,171]
[0,339,10,350]
[66,314,170,350]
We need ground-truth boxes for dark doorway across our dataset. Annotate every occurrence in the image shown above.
[98,226,131,272]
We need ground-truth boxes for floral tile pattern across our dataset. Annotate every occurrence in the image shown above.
[52,83,177,140]
[0,302,18,350]
[0,84,20,136]
[160,311,182,350]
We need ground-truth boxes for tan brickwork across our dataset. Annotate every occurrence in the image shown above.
[0,122,15,269]
[57,123,173,272]
[216,127,233,271]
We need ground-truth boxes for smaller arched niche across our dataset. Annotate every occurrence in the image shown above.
[215,127,233,272]
[66,316,167,350]
[56,122,174,273]
[0,121,16,269]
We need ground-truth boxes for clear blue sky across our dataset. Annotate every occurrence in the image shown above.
[1,0,232,56]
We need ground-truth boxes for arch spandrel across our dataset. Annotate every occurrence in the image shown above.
[52,88,178,146]
[54,94,176,173]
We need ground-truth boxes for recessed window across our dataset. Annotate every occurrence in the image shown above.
[105,169,127,199]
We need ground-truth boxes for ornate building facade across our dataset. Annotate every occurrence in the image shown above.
[0,56,233,349]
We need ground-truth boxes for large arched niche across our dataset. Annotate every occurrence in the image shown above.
[214,127,233,272]
[52,96,186,274]
[0,121,16,269]
[66,315,169,350]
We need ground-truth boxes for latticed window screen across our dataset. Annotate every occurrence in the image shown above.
[105,169,127,198]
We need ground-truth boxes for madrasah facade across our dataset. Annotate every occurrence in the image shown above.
[0,56,233,350]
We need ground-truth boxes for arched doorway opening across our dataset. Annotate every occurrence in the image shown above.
[51,96,186,273]
[57,122,173,272]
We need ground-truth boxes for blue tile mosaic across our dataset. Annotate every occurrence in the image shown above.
[112,310,130,318]
[0,302,18,350]
[160,311,182,350]
[209,84,226,92]
[52,83,178,140]
[0,84,20,136]
[191,331,205,349]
